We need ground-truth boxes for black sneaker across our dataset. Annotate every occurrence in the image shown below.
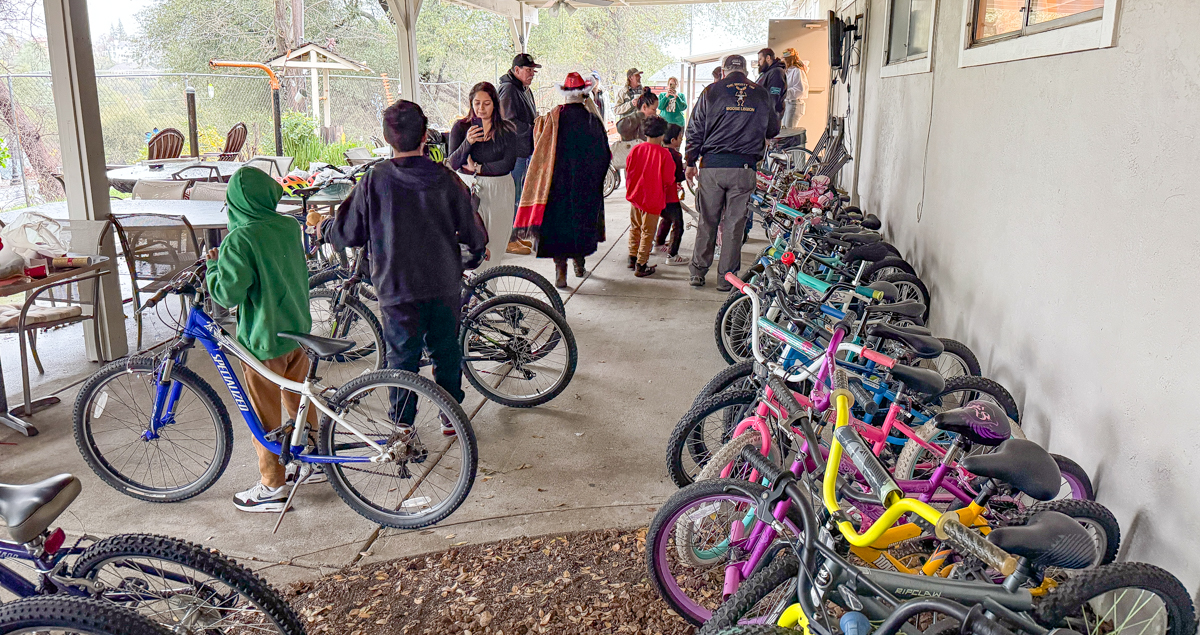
[689,275,705,287]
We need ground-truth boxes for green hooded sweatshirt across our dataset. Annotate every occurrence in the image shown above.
[207,167,312,361]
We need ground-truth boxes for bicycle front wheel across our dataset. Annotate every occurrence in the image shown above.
[72,357,232,502]
[0,596,169,635]
[72,533,303,635]
[317,370,477,529]
[460,295,577,407]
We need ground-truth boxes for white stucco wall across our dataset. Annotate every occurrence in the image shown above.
[845,0,1200,596]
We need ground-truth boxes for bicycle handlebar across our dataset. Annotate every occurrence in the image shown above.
[138,258,207,313]
[739,445,787,485]
[723,272,747,292]
[936,516,1019,576]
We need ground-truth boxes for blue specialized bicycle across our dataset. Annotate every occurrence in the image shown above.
[72,260,477,530]
[0,472,303,633]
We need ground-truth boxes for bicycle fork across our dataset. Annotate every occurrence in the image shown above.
[145,344,191,441]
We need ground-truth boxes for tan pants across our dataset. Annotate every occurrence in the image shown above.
[241,348,316,488]
[628,206,661,266]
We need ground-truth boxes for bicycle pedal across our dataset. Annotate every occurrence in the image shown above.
[263,421,295,443]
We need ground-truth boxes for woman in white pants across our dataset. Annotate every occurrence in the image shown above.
[780,49,810,131]
[447,81,518,272]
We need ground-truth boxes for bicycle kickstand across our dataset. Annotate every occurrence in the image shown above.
[272,476,303,534]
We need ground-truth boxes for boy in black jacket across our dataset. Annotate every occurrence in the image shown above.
[321,101,487,428]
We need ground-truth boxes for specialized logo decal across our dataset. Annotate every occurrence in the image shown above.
[211,352,251,412]
[726,83,756,112]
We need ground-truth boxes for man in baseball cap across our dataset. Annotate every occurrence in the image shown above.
[615,67,645,120]
[499,53,541,253]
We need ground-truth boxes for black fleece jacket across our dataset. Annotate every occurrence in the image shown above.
[758,59,787,116]
[323,156,487,305]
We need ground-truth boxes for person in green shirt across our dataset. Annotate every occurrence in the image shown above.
[206,166,318,513]
[657,77,687,127]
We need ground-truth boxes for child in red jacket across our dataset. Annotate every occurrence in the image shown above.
[625,116,675,277]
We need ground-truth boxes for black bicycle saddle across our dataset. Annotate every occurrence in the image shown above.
[846,242,891,263]
[0,474,81,544]
[987,510,1097,570]
[961,439,1062,501]
[869,323,944,359]
[861,214,882,230]
[890,363,946,395]
[931,400,1010,446]
[278,332,356,358]
[833,232,881,245]
[866,300,927,320]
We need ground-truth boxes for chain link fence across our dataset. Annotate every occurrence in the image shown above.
[0,71,468,211]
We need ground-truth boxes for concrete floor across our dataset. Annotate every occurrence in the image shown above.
[0,188,763,586]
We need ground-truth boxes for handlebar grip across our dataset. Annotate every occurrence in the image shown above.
[833,425,903,506]
[724,272,747,292]
[935,517,1018,576]
[767,375,803,417]
[854,285,885,301]
[738,445,786,484]
[832,368,853,408]
[832,311,857,337]
[847,379,878,415]
[860,348,897,369]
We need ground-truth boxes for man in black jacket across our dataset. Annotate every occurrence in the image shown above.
[684,54,780,291]
[321,100,486,425]
[498,53,540,215]
[756,48,787,118]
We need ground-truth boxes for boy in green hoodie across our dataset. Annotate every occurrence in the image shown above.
[206,166,316,513]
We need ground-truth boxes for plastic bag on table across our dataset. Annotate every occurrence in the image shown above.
[0,212,68,263]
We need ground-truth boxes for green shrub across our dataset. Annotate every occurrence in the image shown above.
[281,111,363,171]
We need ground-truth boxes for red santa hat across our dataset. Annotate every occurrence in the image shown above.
[558,72,594,102]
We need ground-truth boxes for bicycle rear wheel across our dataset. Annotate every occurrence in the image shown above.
[317,369,477,529]
[72,356,232,502]
[460,295,577,407]
[465,265,567,317]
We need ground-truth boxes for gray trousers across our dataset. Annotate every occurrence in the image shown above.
[689,167,756,280]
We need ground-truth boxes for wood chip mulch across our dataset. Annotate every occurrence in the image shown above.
[286,527,694,635]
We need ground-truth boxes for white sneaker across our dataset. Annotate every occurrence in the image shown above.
[286,462,327,485]
[232,482,288,513]
[665,255,688,266]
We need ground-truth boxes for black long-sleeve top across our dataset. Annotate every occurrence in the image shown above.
[447,120,518,177]
[323,156,487,305]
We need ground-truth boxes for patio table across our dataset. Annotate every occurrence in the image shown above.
[108,161,243,192]
[0,257,110,436]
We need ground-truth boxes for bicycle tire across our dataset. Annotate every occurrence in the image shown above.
[695,360,756,406]
[698,549,801,634]
[1008,499,1120,567]
[318,369,477,529]
[666,388,758,488]
[862,256,917,279]
[715,292,754,365]
[923,374,1021,421]
[460,294,577,407]
[467,264,567,317]
[72,533,303,635]
[603,165,620,198]
[309,266,379,302]
[878,272,931,322]
[73,356,233,502]
[1050,453,1095,500]
[647,479,797,625]
[0,596,170,635]
[696,428,767,482]
[923,338,982,378]
[1034,562,1195,635]
[309,287,385,366]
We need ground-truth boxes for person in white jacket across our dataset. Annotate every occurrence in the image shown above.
[781,48,810,130]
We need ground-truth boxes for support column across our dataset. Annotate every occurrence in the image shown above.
[43,0,127,362]
[386,0,423,103]
[309,50,319,124]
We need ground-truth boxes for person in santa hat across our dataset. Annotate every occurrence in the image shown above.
[511,71,611,289]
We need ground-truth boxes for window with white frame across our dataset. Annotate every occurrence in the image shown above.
[971,0,1103,45]
[886,0,935,65]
